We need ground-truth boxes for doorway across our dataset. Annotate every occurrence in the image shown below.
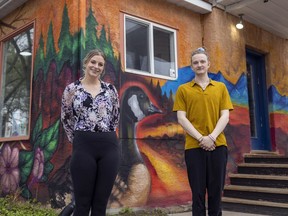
[246,49,271,151]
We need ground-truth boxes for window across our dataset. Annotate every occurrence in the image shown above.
[124,15,178,80]
[0,24,34,141]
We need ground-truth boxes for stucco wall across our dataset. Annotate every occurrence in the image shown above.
[202,8,288,154]
[0,0,287,211]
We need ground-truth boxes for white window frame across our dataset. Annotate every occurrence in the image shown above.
[124,14,178,80]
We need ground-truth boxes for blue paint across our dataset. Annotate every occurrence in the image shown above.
[162,66,288,113]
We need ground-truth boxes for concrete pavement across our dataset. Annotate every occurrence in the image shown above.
[107,207,270,216]
[168,211,269,216]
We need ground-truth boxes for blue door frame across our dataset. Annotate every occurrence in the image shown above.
[246,49,271,151]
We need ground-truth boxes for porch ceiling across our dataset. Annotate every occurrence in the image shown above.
[168,0,288,40]
[0,0,28,19]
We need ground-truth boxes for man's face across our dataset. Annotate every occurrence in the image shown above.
[191,53,210,75]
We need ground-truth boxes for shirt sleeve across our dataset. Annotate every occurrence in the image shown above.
[173,85,186,112]
[110,84,120,129]
[221,84,234,111]
[61,84,76,143]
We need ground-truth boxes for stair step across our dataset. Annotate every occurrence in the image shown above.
[224,185,288,194]
[224,185,288,203]
[237,163,288,175]
[229,173,288,188]
[238,163,288,168]
[229,173,288,181]
[222,197,288,216]
[244,153,288,164]
[222,197,288,208]
[245,150,282,157]
[244,153,286,158]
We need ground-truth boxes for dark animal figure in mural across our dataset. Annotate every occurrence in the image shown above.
[48,156,73,209]
[109,85,162,207]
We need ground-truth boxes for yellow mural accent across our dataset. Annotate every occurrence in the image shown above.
[139,123,184,138]
[139,143,189,193]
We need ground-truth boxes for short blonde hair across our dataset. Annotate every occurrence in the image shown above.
[191,47,210,65]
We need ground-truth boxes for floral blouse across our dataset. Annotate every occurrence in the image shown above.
[61,80,120,143]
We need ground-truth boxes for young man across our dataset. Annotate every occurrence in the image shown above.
[173,47,233,216]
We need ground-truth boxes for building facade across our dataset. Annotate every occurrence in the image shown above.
[0,0,287,210]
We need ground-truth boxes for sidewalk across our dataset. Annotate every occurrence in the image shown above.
[168,211,269,216]
[107,207,270,216]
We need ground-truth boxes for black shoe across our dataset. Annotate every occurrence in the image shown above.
[59,201,75,216]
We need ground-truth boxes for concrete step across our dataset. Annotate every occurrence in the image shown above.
[237,163,288,176]
[229,173,288,188]
[224,152,288,215]
[244,152,288,164]
[223,185,288,203]
[222,197,288,216]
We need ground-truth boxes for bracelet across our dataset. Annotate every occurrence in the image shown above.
[197,136,204,142]
[208,134,216,142]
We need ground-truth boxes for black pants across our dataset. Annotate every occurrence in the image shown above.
[70,131,121,216]
[185,146,227,216]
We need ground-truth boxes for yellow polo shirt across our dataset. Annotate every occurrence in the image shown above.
[173,79,234,150]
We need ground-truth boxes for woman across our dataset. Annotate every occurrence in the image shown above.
[61,49,121,216]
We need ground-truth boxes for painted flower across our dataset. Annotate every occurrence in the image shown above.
[0,144,20,194]
[32,148,44,180]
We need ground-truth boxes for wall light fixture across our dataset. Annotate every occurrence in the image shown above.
[236,14,244,29]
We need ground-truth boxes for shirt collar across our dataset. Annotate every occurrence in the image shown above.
[190,78,215,87]
[76,79,109,91]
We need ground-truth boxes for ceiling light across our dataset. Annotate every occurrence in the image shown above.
[236,14,244,30]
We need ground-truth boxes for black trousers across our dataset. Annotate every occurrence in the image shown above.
[70,131,121,216]
[185,146,228,216]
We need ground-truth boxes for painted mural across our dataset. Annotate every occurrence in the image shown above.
[0,0,288,211]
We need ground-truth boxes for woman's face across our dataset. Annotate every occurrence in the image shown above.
[191,53,210,75]
[84,54,105,79]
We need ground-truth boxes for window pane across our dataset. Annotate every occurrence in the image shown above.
[153,27,175,77]
[126,18,150,72]
[0,27,33,138]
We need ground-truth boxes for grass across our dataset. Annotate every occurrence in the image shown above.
[0,197,168,216]
[0,196,58,216]
[0,196,169,216]
[0,191,184,216]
